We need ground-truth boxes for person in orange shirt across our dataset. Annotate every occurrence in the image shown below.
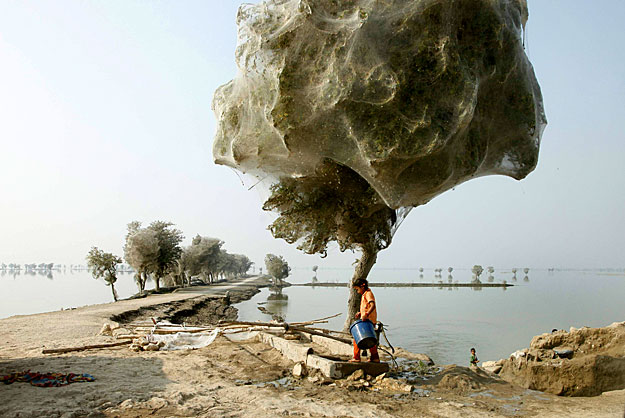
[350,278,380,362]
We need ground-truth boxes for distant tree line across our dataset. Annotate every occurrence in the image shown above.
[0,263,132,272]
[87,220,254,300]
[1,263,59,271]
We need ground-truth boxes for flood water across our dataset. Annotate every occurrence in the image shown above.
[235,267,625,365]
[0,269,146,319]
[1,267,624,366]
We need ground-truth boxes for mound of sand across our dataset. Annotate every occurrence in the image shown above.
[494,321,625,396]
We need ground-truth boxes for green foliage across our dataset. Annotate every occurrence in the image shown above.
[265,254,290,282]
[232,254,254,276]
[124,224,159,291]
[123,221,184,291]
[183,235,254,284]
[86,247,122,301]
[184,235,223,282]
[124,223,252,291]
[148,221,184,289]
[472,265,484,279]
[262,160,397,257]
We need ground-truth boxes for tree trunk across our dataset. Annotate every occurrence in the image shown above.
[342,246,378,332]
[141,271,148,292]
[155,274,161,291]
[111,283,118,302]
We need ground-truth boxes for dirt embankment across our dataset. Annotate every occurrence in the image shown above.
[487,321,625,396]
[110,296,238,325]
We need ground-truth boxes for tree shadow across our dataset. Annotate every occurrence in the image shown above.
[0,355,171,416]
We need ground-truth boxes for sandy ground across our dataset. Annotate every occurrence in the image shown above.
[1,278,624,418]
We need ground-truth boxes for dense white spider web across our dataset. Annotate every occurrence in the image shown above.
[213,0,545,210]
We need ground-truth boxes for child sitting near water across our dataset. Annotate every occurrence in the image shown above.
[470,348,479,366]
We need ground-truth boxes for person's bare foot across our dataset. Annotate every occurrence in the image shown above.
[349,358,360,363]
[369,358,380,363]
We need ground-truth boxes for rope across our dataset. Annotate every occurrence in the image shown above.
[376,322,398,369]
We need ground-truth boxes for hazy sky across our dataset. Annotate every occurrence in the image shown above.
[1,1,624,271]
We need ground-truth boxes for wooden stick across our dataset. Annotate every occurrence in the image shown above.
[288,326,352,345]
[127,312,342,331]
[218,320,279,327]
[42,340,132,354]
[220,321,351,344]
[300,326,351,336]
[132,323,283,336]
[225,326,277,334]
[133,327,214,334]
[291,312,341,325]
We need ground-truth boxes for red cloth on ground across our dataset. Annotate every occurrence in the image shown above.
[0,370,95,387]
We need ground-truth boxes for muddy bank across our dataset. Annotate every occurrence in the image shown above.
[485,321,625,396]
[110,296,238,325]
[111,277,268,325]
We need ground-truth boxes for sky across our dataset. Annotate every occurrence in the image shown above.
[0,1,624,271]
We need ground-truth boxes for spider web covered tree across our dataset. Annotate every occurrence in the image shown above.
[213,0,546,329]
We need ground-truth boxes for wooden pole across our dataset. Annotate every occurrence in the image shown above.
[288,325,352,345]
[42,340,132,354]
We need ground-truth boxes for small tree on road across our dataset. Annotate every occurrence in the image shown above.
[86,247,122,301]
[124,221,184,291]
[184,235,223,284]
[124,224,159,292]
[149,221,184,291]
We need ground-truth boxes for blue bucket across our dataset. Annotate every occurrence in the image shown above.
[350,319,377,349]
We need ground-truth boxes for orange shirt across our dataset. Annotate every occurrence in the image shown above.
[360,289,377,323]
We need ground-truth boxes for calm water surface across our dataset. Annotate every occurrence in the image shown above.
[235,268,625,365]
[0,269,147,318]
[2,267,624,366]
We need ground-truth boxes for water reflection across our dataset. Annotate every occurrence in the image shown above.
[235,268,625,366]
[258,287,288,322]
[523,275,529,282]
[0,269,55,280]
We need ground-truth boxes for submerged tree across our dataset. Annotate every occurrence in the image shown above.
[472,265,484,282]
[86,247,122,301]
[264,253,291,285]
